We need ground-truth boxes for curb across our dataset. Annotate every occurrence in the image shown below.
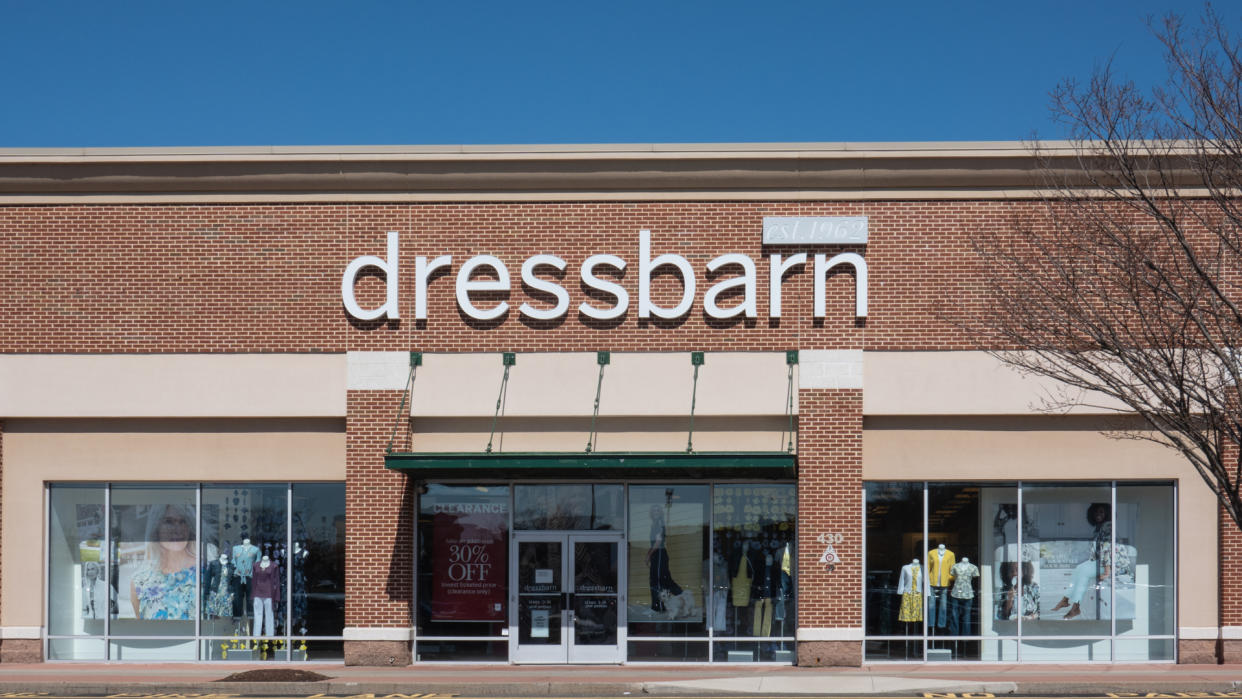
[0,680,1241,697]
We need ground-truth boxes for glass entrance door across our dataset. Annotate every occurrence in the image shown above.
[511,533,624,663]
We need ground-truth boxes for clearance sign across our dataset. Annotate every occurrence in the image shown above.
[341,225,868,324]
[430,502,507,622]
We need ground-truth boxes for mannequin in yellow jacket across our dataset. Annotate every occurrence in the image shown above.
[926,544,956,629]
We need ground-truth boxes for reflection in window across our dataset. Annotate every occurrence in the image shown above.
[47,483,345,661]
[514,484,623,530]
[48,485,106,638]
[292,483,345,637]
[864,481,1176,663]
[201,484,287,638]
[712,484,796,663]
[627,486,709,640]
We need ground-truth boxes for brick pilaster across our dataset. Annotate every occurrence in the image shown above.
[344,390,413,665]
[795,388,863,667]
[1219,433,1241,664]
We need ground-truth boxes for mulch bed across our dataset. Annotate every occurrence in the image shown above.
[215,669,334,682]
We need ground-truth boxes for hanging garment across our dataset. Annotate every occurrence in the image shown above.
[731,552,753,607]
[898,592,924,622]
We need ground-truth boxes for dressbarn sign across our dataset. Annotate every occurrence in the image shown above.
[341,228,868,323]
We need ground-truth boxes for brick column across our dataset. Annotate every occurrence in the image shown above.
[344,390,414,665]
[795,387,863,666]
[1214,504,1240,664]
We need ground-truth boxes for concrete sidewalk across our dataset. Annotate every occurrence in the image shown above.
[0,662,1238,696]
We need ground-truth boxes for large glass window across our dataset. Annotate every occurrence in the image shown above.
[711,484,796,662]
[514,484,623,530]
[626,485,709,646]
[416,484,509,661]
[412,481,795,664]
[864,481,1176,663]
[47,485,106,659]
[47,483,345,662]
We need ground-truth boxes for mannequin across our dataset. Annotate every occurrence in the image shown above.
[925,543,956,630]
[729,540,754,635]
[773,542,792,626]
[711,543,729,633]
[251,554,281,637]
[231,538,260,629]
[948,555,980,635]
[203,552,235,619]
[292,541,310,635]
[896,558,923,624]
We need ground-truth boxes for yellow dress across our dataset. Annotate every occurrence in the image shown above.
[899,591,923,622]
[898,564,923,622]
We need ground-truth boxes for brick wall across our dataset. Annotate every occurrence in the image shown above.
[795,389,863,665]
[1222,434,1241,662]
[345,390,413,628]
[0,200,1028,354]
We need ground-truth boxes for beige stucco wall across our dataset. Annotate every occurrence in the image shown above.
[864,352,1126,415]
[406,352,792,417]
[410,415,790,452]
[863,415,1217,631]
[0,354,345,418]
[2,418,344,630]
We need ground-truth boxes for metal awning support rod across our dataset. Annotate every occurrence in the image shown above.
[785,350,799,454]
[686,352,704,453]
[486,353,516,454]
[585,351,610,453]
[385,352,422,455]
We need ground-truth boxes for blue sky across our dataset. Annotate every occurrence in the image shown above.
[0,1,1210,147]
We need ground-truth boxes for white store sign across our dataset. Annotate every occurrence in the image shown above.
[341,230,867,322]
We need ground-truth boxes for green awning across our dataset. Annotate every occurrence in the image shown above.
[383,451,796,480]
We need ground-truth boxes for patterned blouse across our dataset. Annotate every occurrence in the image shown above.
[949,561,980,599]
[131,564,197,620]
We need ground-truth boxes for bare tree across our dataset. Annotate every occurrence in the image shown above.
[975,6,1242,528]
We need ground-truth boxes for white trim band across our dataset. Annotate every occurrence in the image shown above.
[0,626,42,640]
[346,352,411,391]
[796,627,863,642]
[1221,626,1242,640]
[342,627,414,642]
[799,350,863,390]
[1179,626,1221,640]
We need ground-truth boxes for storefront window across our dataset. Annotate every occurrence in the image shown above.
[416,484,510,650]
[411,481,795,663]
[864,481,1176,663]
[110,485,198,660]
[47,485,106,643]
[626,485,709,650]
[864,481,923,660]
[514,484,623,530]
[47,483,345,661]
[1116,484,1174,642]
[291,483,346,644]
[711,484,796,662]
[200,484,288,656]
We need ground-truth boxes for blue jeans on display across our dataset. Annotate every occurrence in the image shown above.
[927,586,949,628]
[948,595,973,635]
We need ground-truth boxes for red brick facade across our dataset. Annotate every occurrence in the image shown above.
[0,201,1021,354]
[795,389,862,665]
[0,192,1226,664]
[1221,432,1241,662]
